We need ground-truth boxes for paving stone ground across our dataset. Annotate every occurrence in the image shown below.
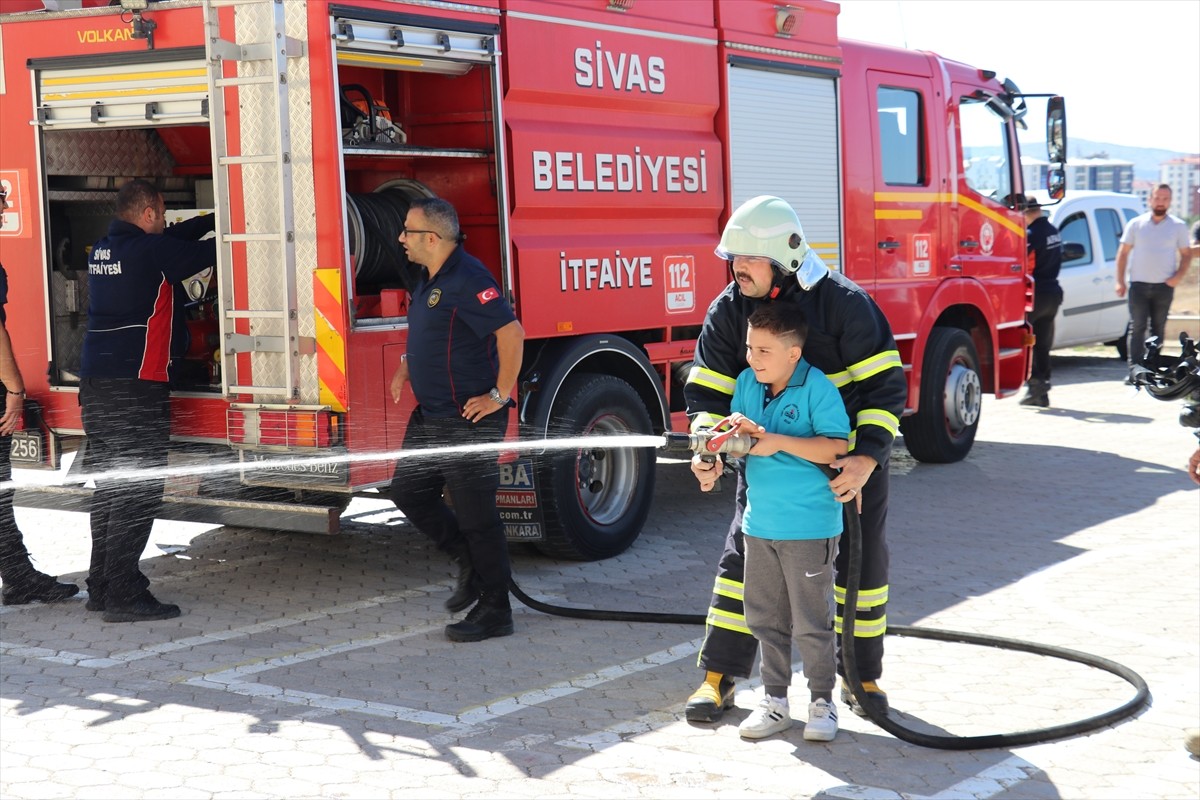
[2,349,1199,799]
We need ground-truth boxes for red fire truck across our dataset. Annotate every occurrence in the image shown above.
[0,0,1066,559]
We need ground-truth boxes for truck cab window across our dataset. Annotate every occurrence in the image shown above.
[877,87,923,185]
[959,97,1012,201]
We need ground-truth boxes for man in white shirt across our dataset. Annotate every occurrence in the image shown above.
[1115,184,1192,375]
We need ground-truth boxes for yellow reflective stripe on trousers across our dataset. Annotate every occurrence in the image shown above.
[848,350,903,382]
[835,584,889,608]
[713,576,743,601]
[707,607,752,635]
[834,614,887,637]
[691,412,724,433]
[686,365,736,396]
[856,408,900,437]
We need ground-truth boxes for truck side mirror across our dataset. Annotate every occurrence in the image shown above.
[1047,167,1066,201]
[1062,241,1086,262]
[1046,96,1067,165]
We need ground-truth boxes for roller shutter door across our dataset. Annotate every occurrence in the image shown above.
[727,63,842,270]
[35,52,208,129]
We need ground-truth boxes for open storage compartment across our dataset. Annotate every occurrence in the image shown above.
[331,11,505,316]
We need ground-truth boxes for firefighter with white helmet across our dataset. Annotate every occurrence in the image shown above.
[684,195,907,722]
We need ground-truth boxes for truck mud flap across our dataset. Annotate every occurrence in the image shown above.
[13,485,341,535]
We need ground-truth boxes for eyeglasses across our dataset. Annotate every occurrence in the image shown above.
[400,228,442,239]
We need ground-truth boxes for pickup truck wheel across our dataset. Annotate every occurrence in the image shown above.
[1110,320,1131,361]
[901,327,981,464]
[536,373,655,561]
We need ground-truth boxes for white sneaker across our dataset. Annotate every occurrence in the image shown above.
[739,696,791,739]
[803,698,838,742]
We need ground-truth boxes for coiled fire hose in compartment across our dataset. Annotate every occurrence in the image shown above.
[345,179,433,291]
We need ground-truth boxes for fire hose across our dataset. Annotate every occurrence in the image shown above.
[508,422,1151,750]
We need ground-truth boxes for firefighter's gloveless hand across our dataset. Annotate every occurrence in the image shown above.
[1,391,22,436]
[691,453,721,492]
[461,393,505,423]
[389,361,409,404]
[829,452,876,511]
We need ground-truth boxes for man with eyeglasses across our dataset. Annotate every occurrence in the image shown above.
[388,197,525,642]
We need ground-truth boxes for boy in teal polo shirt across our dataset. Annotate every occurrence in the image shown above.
[721,303,849,741]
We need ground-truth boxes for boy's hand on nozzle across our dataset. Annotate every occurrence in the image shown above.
[742,431,782,457]
[716,412,764,436]
[719,412,776,456]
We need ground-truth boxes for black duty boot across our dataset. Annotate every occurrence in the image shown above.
[85,577,107,612]
[101,589,181,623]
[445,589,514,642]
[444,545,477,613]
[1019,379,1049,408]
[1,571,79,606]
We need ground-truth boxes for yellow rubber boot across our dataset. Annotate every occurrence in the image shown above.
[684,671,736,722]
[840,679,889,718]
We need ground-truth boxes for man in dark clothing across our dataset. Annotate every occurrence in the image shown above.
[1020,199,1064,408]
[81,179,215,622]
[388,197,524,643]
[0,185,79,606]
[683,196,906,723]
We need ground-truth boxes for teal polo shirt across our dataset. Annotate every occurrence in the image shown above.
[732,358,849,540]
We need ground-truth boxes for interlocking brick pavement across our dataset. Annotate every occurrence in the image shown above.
[2,350,1198,799]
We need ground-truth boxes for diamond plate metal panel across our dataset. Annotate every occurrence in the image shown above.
[232,0,319,404]
[43,129,177,177]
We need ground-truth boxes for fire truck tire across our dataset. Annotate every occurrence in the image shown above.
[535,373,656,561]
[900,327,981,464]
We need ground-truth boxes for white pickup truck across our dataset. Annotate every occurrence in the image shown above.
[1031,190,1146,358]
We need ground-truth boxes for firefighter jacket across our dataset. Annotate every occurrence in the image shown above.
[685,270,906,468]
[81,215,216,382]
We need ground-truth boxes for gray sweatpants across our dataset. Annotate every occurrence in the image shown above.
[743,535,838,699]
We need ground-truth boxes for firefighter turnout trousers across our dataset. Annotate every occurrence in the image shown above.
[697,458,890,682]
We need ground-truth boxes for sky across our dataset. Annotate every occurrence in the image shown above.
[836,0,1200,154]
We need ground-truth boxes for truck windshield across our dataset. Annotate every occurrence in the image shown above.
[959,98,1013,202]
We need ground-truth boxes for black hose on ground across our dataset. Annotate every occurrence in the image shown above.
[507,467,1151,750]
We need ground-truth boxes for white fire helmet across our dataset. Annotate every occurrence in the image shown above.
[714,195,829,290]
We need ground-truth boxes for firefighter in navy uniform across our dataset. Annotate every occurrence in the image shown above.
[683,196,906,721]
[80,179,216,623]
[388,197,525,643]
[0,184,79,606]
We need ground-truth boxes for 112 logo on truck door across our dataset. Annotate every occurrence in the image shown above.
[664,255,694,313]
[911,234,931,275]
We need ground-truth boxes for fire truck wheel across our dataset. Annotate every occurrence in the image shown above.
[900,327,981,464]
[536,373,656,561]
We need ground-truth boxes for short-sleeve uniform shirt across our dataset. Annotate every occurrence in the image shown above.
[406,246,516,417]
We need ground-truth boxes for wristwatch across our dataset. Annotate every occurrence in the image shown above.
[488,387,504,406]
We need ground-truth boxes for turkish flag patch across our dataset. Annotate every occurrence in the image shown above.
[476,287,500,304]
